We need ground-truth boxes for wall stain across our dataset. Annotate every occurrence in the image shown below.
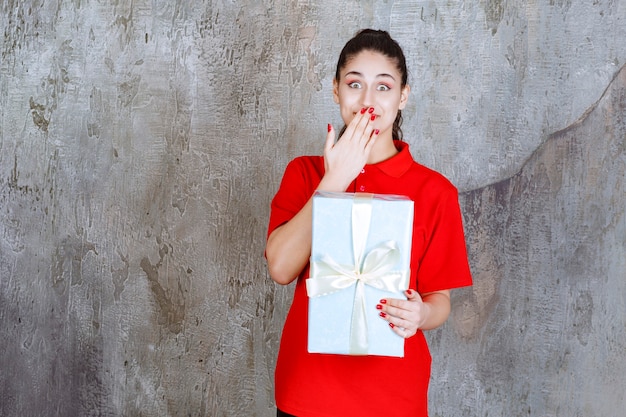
[26,39,73,133]
[50,236,98,290]
[87,86,103,139]
[549,0,573,11]
[570,291,593,346]
[227,273,252,309]
[483,0,505,35]
[117,74,141,107]
[29,97,49,132]
[139,242,187,334]
[112,5,134,46]
[111,250,129,302]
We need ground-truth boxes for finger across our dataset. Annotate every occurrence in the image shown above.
[388,322,414,339]
[324,123,335,154]
[343,107,375,143]
[364,128,379,151]
[378,306,418,335]
[379,299,421,330]
[378,301,414,323]
[383,312,413,329]
[341,108,366,138]
[381,303,411,321]
[355,109,376,144]
[405,288,422,302]
[379,297,411,311]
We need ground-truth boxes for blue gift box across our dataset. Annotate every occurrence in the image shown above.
[307,191,414,357]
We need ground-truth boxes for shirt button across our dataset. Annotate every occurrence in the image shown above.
[359,185,366,191]
[361,168,365,174]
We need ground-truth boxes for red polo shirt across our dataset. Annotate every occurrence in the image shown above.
[268,141,472,417]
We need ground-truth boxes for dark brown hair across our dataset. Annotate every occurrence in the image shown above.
[335,29,408,141]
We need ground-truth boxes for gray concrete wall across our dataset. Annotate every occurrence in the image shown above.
[0,1,624,416]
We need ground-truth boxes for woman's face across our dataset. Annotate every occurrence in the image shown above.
[333,50,409,140]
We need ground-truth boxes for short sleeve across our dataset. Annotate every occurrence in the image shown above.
[267,157,324,238]
[416,186,472,293]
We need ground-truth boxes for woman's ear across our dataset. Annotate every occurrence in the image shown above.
[332,79,340,104]
[398,84,410,110]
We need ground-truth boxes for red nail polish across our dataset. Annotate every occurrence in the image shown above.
[376,304,383,310]
[373,129,379,135]
[360,107,367,114]
[380,312,387,318]
[370,114,376,121]
[407,289,412,295]
[327,123,331,132]
[389,323,395,328]
[368,107,375,113]
[380,299,387,304]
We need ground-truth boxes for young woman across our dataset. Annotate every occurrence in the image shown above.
[266,29,472,417]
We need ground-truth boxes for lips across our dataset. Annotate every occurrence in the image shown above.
[351,111,379,118]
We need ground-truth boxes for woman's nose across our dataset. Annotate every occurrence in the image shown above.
[361,87,375,108]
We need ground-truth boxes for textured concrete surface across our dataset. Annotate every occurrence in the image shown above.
[1,1,624,416]
[430,65,626,417]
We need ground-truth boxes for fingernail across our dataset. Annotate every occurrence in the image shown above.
[373,129,380,135]
[370,114,376,121]
[327,123,331,132]
[380,299,387,304]
[407,289,412,295]
[389,323,395,329]
[376,304,383,310]
[368,107,375,113]
[360,107,367,114]
[379,312,387,318]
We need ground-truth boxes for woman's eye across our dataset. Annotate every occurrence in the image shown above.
[377,84,390,91]
[348,81,362,88]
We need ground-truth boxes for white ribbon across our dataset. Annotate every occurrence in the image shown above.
[307,194,408,354]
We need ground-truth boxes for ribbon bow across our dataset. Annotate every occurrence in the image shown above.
[306,194,408,354]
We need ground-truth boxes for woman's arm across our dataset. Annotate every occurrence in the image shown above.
[266,111,379,285]
[265,199,315,285]
[414,290,451,330]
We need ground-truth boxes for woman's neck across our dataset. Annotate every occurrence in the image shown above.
[367,135,399,164]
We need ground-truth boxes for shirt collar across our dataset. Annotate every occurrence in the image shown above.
[368,141,413,178]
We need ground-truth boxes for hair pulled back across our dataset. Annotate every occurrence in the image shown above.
[335,29,408,141]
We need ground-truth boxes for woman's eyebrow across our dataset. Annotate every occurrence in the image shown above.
[344,71,396,81]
